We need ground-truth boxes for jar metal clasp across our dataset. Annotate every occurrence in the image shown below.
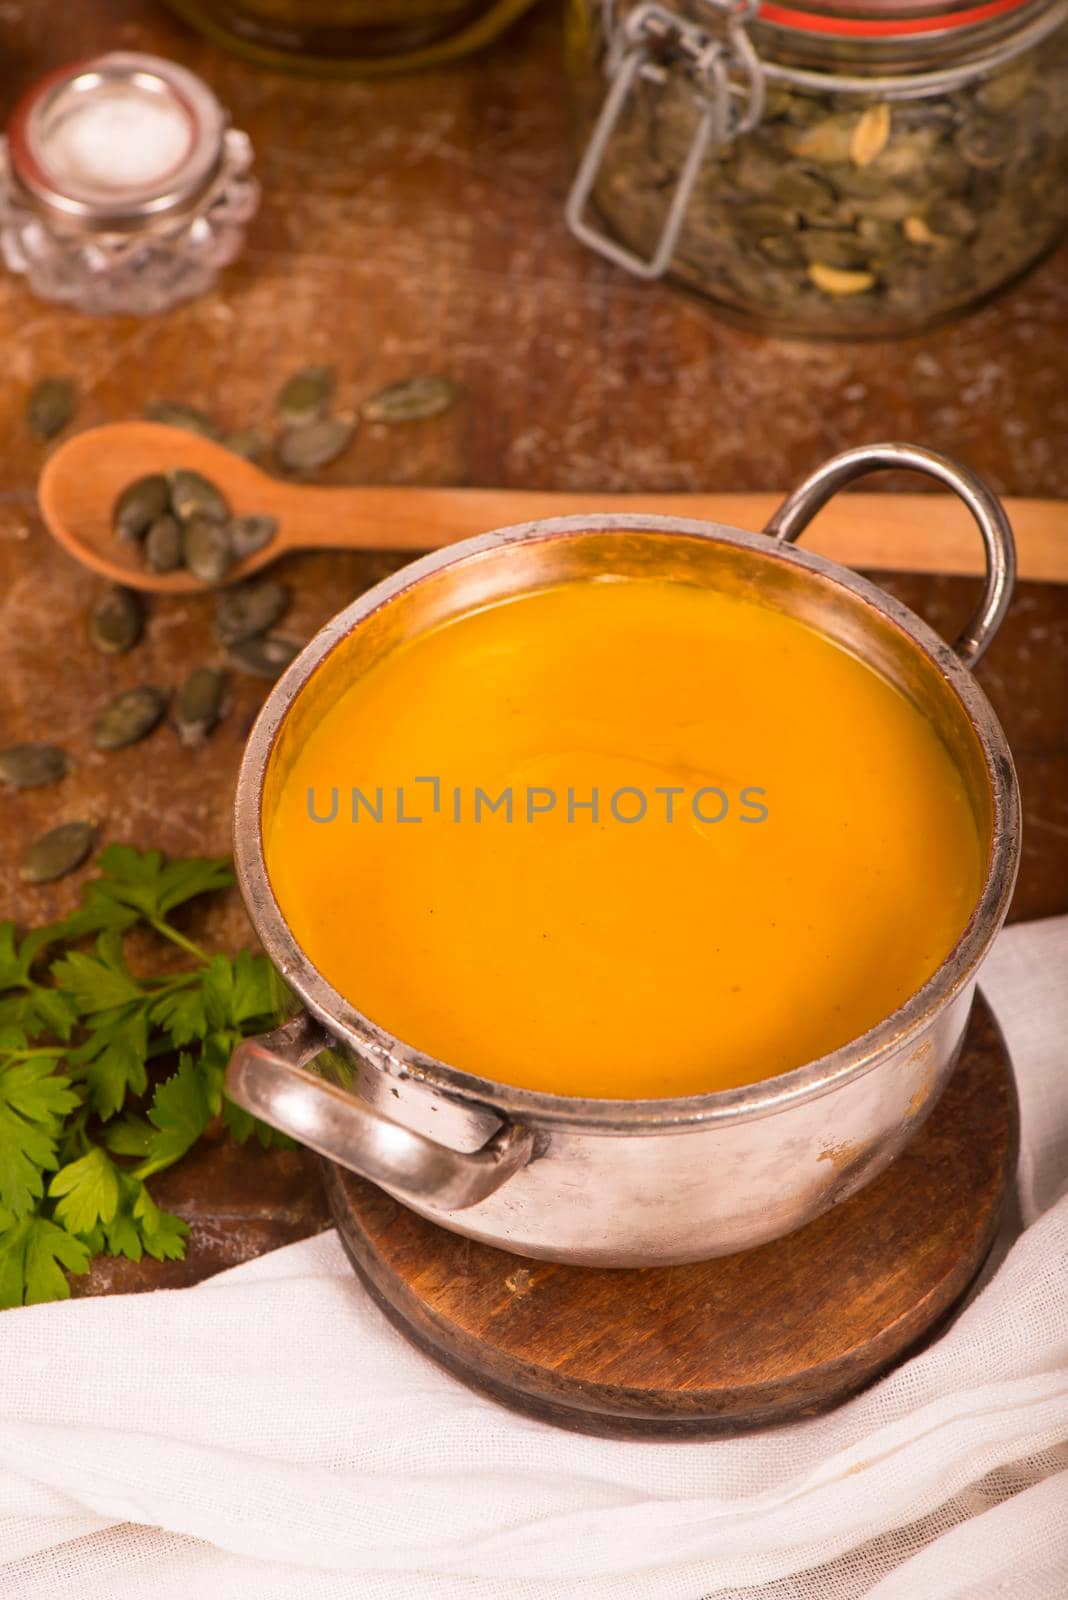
[565,0,765,279]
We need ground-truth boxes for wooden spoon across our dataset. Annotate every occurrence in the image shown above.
[38,421,1068,593]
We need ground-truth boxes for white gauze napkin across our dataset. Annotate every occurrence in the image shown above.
[0,917,1066,1600]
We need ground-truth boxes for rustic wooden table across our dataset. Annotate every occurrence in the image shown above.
[2,0,1066,1294]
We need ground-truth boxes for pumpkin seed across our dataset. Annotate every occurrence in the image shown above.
[976,63,1033,113]
[182,515,233,584]
[955,118,1022,170]
[214,579,290,647]
[800,229,871,270]
[807,262,876,296]
[770,166,838,216]
[756,232,805,267]
[27,376,75,440]
[145,401,219,439]
[143,514,183,574]
[89,586,144,655]
[0,743,68,789]
[731,201,799,238]
[363,375,459,424]
[785,116,855,166]
[114,474,170,542]
[276,365,335,427]
[227,634,301,679]
[93,686,167,750]
[731,146,779,195]
[174,666,227,746]
[229,513,279,560]
[936,199,980,239]
[168,468,229,524]
[276,416,356,474]
[903,215,938,246]
[223,427,266,462]
[20,821,94,885]
[850,103,891,169]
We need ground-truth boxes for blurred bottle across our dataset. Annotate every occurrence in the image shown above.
[159,0,539,74]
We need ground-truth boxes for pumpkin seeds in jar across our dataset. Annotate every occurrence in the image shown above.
[229,513,279,560]
[174,666,227,746]
[276,365,335,427]
[27,376,75,440]
[0,743,68,789]
[571,10,1068,335]
[20,821,94,885]
[90,586,144,655]
[182,515,233,584]
[114,474,170,542]
[93,686,167,750]
[363,375,459,424]
[276,416,356,474]
[227,634,300,679]
[214,579,290,647]
[168,468,229,525]
[143,514,183,574]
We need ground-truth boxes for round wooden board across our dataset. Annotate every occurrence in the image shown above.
[326,994,1016,1437]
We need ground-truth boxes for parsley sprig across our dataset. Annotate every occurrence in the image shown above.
[0,845,287,1308]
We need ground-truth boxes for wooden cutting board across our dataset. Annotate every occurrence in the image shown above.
[327,996,1016,1437]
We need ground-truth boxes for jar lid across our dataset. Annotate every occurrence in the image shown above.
[6,52,227,231]
[757,0,1042,39]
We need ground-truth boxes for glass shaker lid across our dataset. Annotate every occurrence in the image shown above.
[6,52,227,229]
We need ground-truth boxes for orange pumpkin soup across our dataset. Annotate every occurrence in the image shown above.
[264,577,984,1098]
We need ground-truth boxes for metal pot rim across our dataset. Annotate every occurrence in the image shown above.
[233,510,1020,1132]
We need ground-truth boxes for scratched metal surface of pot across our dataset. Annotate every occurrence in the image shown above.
[226,444,1020,1267]
[565,0,1068,337]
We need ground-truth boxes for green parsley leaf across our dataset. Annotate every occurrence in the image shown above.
[69,1004,150,1120]
[49,1147,121,1235]
[0,846,282,1306]
[150,985,208,1048]
[0,922,64,992]
[0,1057,78,1216]
[54,887,141,945]
[49,947,144,1015]
[0,1213,91,1307]
[131,1180,189,1261]
[135,1055,210,1178]
[25,986,80,1043]
[88,845,233,925]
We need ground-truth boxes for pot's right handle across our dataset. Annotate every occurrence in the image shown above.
[226,1013,534,1211]
[763,443,1016,668]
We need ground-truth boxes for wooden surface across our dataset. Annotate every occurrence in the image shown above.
[0,0,1066,1296]
[328,998,1016,1436]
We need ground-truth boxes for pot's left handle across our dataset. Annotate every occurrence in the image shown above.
[226,1013,534,1211]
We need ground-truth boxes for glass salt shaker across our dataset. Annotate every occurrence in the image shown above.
[0,52,259,315]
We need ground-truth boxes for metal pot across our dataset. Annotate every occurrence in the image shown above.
[226,443,1020,1267]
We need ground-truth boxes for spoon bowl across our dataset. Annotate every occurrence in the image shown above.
[39,423,330,593]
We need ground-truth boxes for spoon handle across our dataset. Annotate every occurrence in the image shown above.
[272,483,1067,583]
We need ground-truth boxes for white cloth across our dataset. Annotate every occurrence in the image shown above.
[1,918,1066,1600]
